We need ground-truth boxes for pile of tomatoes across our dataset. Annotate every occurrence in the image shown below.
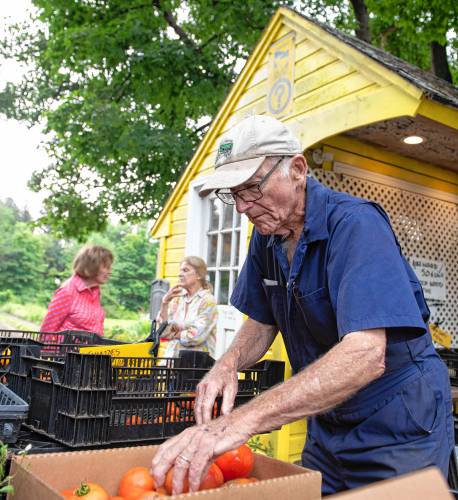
[60,444,256,499]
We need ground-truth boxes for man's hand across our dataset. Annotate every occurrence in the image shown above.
[151,417,250,495]
[194,358,239,425]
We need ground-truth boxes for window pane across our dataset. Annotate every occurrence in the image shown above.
[207,234,218,266]
[221,233,232,266]
[233,230,240,266]
[234,210,241,228]
[209,198,220,231]
[218,271,230,304]
[232,270,239,290]
[222,203,233,229]
[208,271,216,292]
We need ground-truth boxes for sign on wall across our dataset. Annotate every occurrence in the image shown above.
[267,33,295,117]
[410,257,446,302]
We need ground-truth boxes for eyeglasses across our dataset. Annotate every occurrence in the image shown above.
[215,156,286,205]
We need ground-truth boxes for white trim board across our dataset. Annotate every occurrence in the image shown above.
[333,162,458,205]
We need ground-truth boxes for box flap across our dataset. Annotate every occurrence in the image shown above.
[329,467,453,500]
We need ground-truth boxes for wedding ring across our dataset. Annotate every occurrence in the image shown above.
[177,454,191,463]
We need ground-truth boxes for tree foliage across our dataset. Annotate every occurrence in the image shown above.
[0,1,456,239]
[0,199,157,315]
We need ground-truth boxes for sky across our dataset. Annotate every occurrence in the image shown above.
[0,0,47,219]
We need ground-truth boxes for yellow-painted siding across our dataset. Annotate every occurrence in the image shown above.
[151,7,457,464]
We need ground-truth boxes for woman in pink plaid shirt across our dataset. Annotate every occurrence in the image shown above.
[40,245,113,335]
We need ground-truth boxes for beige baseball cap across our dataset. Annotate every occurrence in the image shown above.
[199,115,302,197]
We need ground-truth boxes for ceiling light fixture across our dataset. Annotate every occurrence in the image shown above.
[402,135,424,145]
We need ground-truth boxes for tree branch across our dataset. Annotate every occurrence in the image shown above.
[379,25,397,49]
[430,41,453,83]
[151,0,199,51]
[349,0,371,43]
[195,120,211,133]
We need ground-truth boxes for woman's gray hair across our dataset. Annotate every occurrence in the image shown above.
[182,256,211,290]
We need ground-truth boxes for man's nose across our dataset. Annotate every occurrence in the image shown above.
[235,197,253,213]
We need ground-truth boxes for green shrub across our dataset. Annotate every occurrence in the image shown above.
[0,291,17,305]
[104,319,151,342]
[0,302,46,324]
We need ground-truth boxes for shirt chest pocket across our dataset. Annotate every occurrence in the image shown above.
[294,287,338,347]
[261,282,288,330]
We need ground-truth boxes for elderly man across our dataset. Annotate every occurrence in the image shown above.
[151,115,453,495]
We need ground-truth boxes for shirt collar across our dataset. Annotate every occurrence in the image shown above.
[303,176,329,243]
[267,176,329,247]
[184,287,206,300]
[74,274,98,292]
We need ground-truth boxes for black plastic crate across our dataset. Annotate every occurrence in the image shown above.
[0,383,28,444]
[27,365,62,434]
[20,351,284,448]
[63,352,113,389]
[54,413,110,446]
[7,348,66,403]
[437,348,458,386]
[0,329,123,367]
[58,386,113,417]
[25,355,113,435]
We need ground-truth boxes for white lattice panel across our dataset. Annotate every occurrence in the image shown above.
[312,167,458,346]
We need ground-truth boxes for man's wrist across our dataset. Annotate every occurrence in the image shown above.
[218,349,240,372]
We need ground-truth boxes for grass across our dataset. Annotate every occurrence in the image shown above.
[0,302,151,342]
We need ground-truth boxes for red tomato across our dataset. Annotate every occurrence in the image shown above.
[224,477,258,487]
[60,490,77,499]
[164,462,223,494]
[60,482,109,500]
[215,444,254,481]
[199,463,224,491]
[118,467,156,498]
[164,467,189,495]
[125,415,144,426]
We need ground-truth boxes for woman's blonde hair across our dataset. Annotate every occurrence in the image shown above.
[73,245,114,279]
[182,256,211,290]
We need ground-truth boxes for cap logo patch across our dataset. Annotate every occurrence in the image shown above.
[216,139,233,164]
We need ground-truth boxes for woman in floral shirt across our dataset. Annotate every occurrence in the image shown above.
[157,256,217,358]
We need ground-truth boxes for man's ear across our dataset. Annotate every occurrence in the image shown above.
[290,154,307,180]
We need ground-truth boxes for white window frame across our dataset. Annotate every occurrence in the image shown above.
[185,177,249,290]
[186,177,249,358]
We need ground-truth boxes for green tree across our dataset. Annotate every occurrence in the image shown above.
[0,203,46,303]
[95,224,157,314]
[0,0,285,239]
[303,0,458,82]
[0,1,456,240]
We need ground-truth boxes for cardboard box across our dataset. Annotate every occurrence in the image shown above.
[9,445,322,500]
[9,445,452,500]
[330,467,453,500]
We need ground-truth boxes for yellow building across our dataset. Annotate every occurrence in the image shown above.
[151,7,458,462]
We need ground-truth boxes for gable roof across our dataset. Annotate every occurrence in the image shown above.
[290,8,458,109]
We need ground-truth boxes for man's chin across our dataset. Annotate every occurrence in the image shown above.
[254,222,276,236]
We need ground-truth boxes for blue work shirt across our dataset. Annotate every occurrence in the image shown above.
[231,177,434,409]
